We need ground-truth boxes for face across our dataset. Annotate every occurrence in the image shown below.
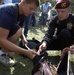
[56,7,70,21]
[0,0,3,5]
[21,2,37,16]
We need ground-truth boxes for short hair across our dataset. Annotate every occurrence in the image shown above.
[25,0,40,7]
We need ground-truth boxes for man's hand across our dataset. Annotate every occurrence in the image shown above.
[22,37,28,46]
[60,46,74,60]
[37,41,47,54]
[26,49,37,59]
[21,29,28,45]
[60,47,70,60]
[69,46,74,54]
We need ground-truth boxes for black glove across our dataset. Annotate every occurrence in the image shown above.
[33,50,48,66]
[32,50,48,75]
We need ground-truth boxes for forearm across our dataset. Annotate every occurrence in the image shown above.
[42,21,56,44]
[20,29,25,39]
[20,29,27,44]
[0,39,27,54]
[42,33,51,45]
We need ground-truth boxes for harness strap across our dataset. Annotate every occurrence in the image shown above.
[12,3,19,21]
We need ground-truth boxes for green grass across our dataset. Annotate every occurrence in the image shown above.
[0,54,33,75]
[0,25,74,75]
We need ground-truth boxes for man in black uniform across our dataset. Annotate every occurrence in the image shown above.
[37,0,74,74]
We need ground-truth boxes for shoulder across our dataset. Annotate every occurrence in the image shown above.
[0,3,15,9]
[41,4,45,7]
[0,3,17,18]
[48,2,51,6]
[50,15,58,21]
[70,14,74,18]
[68,14,74,21]
[49,15,58,24]
[0,4,15,15]
[0,4,18,27]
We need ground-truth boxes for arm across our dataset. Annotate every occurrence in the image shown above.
[20,28,28,45]
[60,46,74,60]
[0,27,36,59]
[38,17,57,54]
[42,17,57,45]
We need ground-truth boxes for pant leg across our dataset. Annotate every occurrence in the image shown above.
[32,14,36,27]
[44,14,48,25]
[57,29,73,50]
[47,29,73,50]
[39,14,44,25]
[57,53,68,75]
[56,29,73,74]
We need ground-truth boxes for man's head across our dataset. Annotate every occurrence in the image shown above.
[55,0,71,21]
[19,0,40,16]
[45,0,49,4]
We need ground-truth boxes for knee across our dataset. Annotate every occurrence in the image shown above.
[15,28,22,38]
[59,29,71,38]
[8,28,22,43]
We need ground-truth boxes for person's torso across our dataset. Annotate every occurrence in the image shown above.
[55,14,74,36]
[41,4,49,14]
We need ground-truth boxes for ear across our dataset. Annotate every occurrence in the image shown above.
[68,7,71,13]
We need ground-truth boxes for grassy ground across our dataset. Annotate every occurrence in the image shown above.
[0,25,74,75]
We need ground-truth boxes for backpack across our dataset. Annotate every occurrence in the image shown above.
[19,38,40,58]
[19,38,40,49]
